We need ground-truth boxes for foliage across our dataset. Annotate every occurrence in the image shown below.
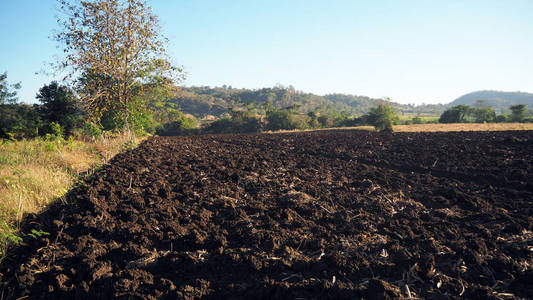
[0,104,42,139]
[55,0,182,130]
[402,116,439,125]
[0,208,22,258]
[439,105,472,123]
[127,96,157,135]
[331,111,352,127]
[0,72,21,104]
[202,118,234,134]
[495,114,508,123]
[36,81,80,134]
[145,84,181,125]
[265,107,307,131]
[81,121,104,139]
[449,90,533,113]
[27,229,51,239]
[265,109,293,131]
[472,107,496,123]
[156,112,198,136]
[509,104,527,122]
[365,103,399,132]
[306,112,320,128]
[412,116,423,124]
[45,122,65,142]
[170,86,447,119]
[439,104,530,124]
[0,127,7,140]
[204,109,262,134]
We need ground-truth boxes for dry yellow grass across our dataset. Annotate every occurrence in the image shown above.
[269,123,533,134]
[390,122,533,132]
[0,133,145,257]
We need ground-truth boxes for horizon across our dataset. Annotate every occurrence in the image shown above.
[177,85,533,106]
[1,0,532,105]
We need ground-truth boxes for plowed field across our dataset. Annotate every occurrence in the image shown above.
[1,130,532,299]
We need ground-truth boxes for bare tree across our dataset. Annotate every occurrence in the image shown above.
[55,0,182,130]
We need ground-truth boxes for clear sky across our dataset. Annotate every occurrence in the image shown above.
[1,0,532,104]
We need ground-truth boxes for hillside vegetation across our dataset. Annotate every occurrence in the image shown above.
[449,90,533,112]
[172,86,448,118]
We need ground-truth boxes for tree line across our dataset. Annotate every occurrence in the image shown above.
[3,67,531,138]
[157,102,399,135]
[170,86,447,118]
[439,103,531,124]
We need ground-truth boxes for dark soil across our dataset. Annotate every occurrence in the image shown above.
[1,130,532,299]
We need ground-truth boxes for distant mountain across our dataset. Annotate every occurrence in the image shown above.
[171,86,447,118]
[449,91,533,112]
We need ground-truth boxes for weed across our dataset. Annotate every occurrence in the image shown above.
[121,139,136,151]
[50,122,64,139]
[0,209,22,259]
[26,229,50,239]
[45,140,57,152]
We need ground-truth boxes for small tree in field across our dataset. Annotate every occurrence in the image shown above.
[36,81,79,134]
[439,104,472,123]
[509,104,527,122]
[55,0,182,131]
[366,103,398,132]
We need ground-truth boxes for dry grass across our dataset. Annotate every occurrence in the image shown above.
[0,133,146,257]
[269,123,533,134]
[344,122,533,132]
[390,123,533,132]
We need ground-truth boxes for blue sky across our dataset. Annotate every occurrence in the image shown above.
[1,0,532,104]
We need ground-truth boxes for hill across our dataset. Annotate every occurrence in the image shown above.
[449,90,533,112]
[171,86,447,118]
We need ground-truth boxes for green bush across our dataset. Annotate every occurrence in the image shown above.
[128,109,156,135]
[335,116,365,127]
[0,104,42,139]
[81,121,103,139]
[50,122,64,139]
[314,115,330,127]
[473,107,496,123]
[365,103,399,132]
[203,117,233,134]
[156,112,198,136]
[495,114,508,123]
[99,110,124,131]
[439,104,529,124]
[0,208,22,258]
[510,104,527,122]
[412,116,423,124]
[36,82,80,135]
[0,127,8,140]
[44,124,65,152]
[203,114,262,134]
[202,108,263,134]
[439,105,472,123]
[265,108,307,131]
